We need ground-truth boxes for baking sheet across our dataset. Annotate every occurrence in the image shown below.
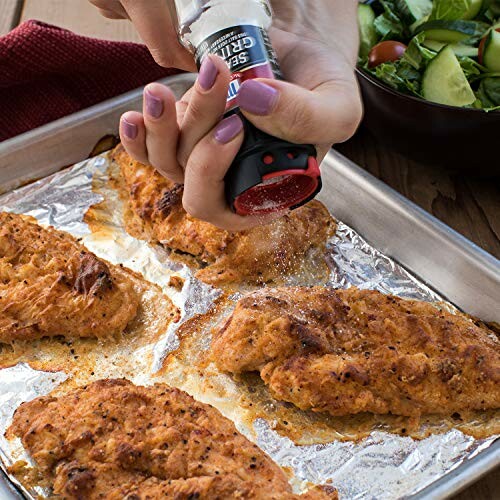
[0,150,498,499]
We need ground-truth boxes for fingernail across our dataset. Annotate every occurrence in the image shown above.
[214,115,244,144]
[237,80,279,115]
[145,89,163,119]
[122,118,137,140]
[198,57,219,91]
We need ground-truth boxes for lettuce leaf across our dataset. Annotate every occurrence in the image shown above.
[402,33,436,69]
[477,77,500,106]
[374,0,407,40]
[458,56,484,79]
[366,60,422,96]
[430,0,476,20]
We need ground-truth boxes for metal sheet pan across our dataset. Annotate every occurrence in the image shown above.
[0,73,498,499]
[0,469,23,500]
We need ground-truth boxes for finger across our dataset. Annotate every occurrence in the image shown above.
[182,115,270,231]
[89,0,128,18]
[177,55,231,168]
[143,83,184,184]
[183,115,285,230]
[121,0,196,71]
[237,78,362,145]
[119,111,148,164]
[96,7,126,19]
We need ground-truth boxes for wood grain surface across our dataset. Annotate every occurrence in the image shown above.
[0,1,498,498]
[336,131,500,259]
[0,0,22,35]
[20,0,141,42]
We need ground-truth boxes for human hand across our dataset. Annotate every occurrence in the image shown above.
[120,56,282,230]
[241,0,364,162]
[92,0,363,230]
[88,0,196,70]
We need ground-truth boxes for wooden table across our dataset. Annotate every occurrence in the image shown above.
[1,1,499,498]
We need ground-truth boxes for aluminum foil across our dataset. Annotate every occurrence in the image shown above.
[0,152,497,499]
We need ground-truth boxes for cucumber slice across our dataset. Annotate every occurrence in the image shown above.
[416,20,488,43]
[396,0,433,23]
[358,4,378,59]
[483,29,500,71]
[410,15,429,33]
[423,39,479,57]
[453,45,479,57]
[422,46,476,106]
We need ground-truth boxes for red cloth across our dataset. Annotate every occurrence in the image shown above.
[0,20,180,142]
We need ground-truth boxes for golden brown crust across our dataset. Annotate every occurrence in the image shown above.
[212,287,500,418]
[112,145,336,285]
[0,212,140,343]
[8,379,335,499]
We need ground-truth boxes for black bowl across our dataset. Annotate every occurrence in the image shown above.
[356,68,500,175]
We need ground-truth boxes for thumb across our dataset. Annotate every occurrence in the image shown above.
[237,78,362,146]
[121,0,196,71]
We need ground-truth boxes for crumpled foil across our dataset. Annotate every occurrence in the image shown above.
[0,153,497,499]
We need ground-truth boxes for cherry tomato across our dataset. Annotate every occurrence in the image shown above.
[479,28,500,65]
[368,41,407,68]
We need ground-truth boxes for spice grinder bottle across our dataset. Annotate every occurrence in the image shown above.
[171,0,322,215]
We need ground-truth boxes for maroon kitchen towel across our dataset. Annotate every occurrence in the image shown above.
[0,20,181,142]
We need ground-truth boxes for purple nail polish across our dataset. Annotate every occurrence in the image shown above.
[145,89,163,119]
[214,115,244,144]
[237,80,279,115]
[198,57,219,90]
[122,118,138,140]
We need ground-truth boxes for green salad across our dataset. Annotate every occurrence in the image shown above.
[358,0,500,110]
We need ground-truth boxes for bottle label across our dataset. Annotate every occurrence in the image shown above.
[195,24,281,111]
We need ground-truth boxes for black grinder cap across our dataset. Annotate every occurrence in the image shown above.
[225,114,322,215]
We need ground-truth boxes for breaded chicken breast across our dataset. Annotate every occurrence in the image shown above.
[7,379,335,499]
[0,212,139,343]
[212,287,500,418]
[112,146,336,285]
